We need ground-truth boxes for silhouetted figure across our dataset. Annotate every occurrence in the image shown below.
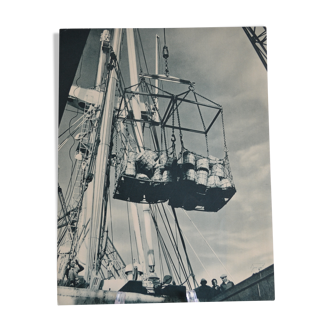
[194,278,214,301]
[219,274,234,292]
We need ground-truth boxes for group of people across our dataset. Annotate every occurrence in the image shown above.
[194,274,234,301]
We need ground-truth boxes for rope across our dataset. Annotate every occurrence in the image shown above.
[182,231,211,279]
[220,108,227,153]
[127,202,134,266]
[181,209,234,281]
[158,204,189,285]
[63,159,77,204]
[58,122,83,151]
[157,205,187,282]
[134,29,143,74]
[67,53,85,175]
[163,28,167,46]
[171,206,197,289]
[58,114,84,138]
[157,236,164,280]
[136,29,153,86]
[149,206,181,283]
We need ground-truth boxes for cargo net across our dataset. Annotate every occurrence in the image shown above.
[113,145,236,212]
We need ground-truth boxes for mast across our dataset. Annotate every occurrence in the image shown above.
[126,28,147,274]
[155,35,159,103]
[86,28,123,281]
[83,30,110,281]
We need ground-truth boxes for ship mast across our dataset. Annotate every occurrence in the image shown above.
[126,29,157,277]
[86,29,123,282]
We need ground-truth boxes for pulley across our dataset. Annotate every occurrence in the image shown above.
[162,45,169,59]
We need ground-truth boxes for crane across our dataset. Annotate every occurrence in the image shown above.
[243,27,267,70]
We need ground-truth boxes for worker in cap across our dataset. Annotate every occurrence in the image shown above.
[220,273,234,292]
[67,258,84,287]
[200,278,207,285]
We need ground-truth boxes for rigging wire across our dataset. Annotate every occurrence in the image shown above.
[170,206,197,289]
[58,113,84,138]
[149,208,181,284]
[154,204,190,288]
[64,108,84,115]
[126,202,135,266]
[159,204,188,279]
[182,230,211,279]
[134,29,143,74]
[163,28,167,46]
[68,53,85,174]
[136,29,153,86]
[63,159,77,203]
[58,125,81,151]
[157,235,164,280]
[181,208,234,281]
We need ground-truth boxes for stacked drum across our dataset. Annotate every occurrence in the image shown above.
[208,161,230,189]
[162,155,177,184]
[182,151,196,184]
[124,151,137,177]
[196,157,209,191]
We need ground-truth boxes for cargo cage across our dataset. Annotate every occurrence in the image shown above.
[113,149,236,212]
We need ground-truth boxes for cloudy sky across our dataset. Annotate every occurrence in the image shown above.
[59,27,273,286]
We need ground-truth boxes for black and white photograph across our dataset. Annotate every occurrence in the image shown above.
[57,27,274,304]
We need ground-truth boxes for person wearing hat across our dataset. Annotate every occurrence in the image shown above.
[66,258,84,287]
[194,278,214,301]
[219,273,234,292]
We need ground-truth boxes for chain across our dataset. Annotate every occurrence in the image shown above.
[164,57,169,77]
[171,109,176,157]
[175,104,184,155]
[193,91,209,157]
[220,107,227,155]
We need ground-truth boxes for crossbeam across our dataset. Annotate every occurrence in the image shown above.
[139,73,193,85]
[162,124,205,135]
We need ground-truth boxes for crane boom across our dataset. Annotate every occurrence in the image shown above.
[243,27,267,70]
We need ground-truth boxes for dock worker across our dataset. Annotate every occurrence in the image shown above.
[219,273,234,292]
[67,259,84,287]
[194,278,213,301]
